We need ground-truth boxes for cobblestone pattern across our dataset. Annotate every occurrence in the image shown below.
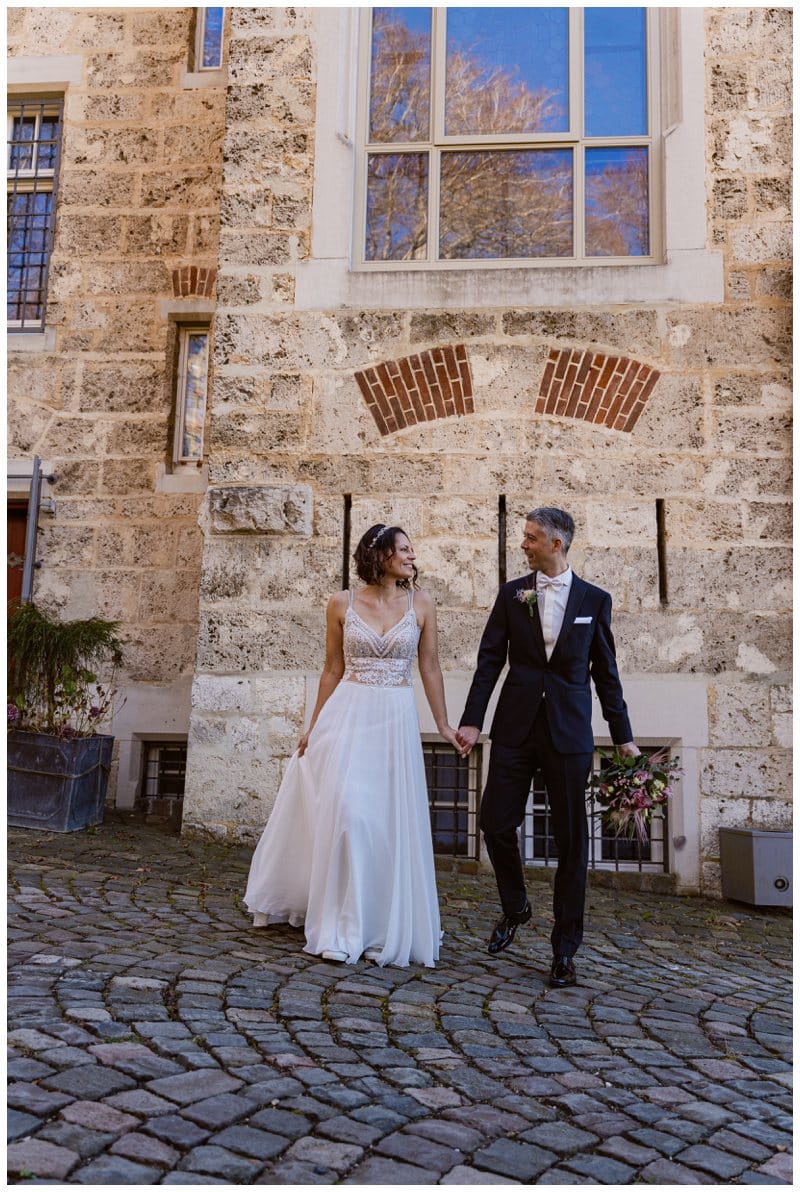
[7,819,792,1185]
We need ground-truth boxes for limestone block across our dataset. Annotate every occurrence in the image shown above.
[312,495,346,542]
[724,272,751,301]
[350,498,425,545]
[130,8,191,45]
[221,128,311,185]
[399,411,521,457]
[85,48,186,90]
[613,611,788,675]
[7,360,66,409]
[663,499,743,543]
[772,714,792,749]
[729,224,792,265]
[667,307,790,368]
[756,269,792,300]
[207,485,312,536]
[104,420,169,457]
[230,8,315,37]
[626,374,704,452]
[711,114,791,175]
[296,455,371,493]
[198,537,336,604]
[437,610,499,666]
[538,452,703,500]
[176,526,203,569]
[140,167,221,211]
[124,215,191,257]
[709,64,747,113]
[208,455,299,487]
[7,6,75,50]
[708,682,771,747]
[770,684,792,714]
[272,194,311,231]
[578,549,660,613]
[123,624,198,683]
[163,123,225,167]
[423,496,497,540]
[213,313,341,370]
[189,716,229,746]
[149,90,225,123]
[139,570,201,624]
[196,609,324,672]
[713,373,791,409]
[700,457,790,499]
[666,548,791,613]
[209,409,305,454]
[751,177,791,218]
[585,501,656,547]
[101,460,157,494]
[411,541,496,609]
[94,525,176,569]
[310,376,378,454]
[744,501,791,543]
[329,312,408,367]
[227,37,313,87]
[699,796,753,858]
[79,363,167,414]
[59,169,143,210]
[220,189,274,229]
[68,94,147,122]
[37,525,94,569]
[216,272,264,306]
[214,372,313,415]
[69,10,128,49]
[706,7,791,60]
[471,344,551,411]
[501,309,662,359]
[409,312,496,344]
[711,412,791,454]
[250,675,306,719]
[67,126,162,168]
[365,455,446,496]
[700,748,791,801]
[748,60,792,112]
[48,462,102,497]
[56,215,125,257]
[711,176,747,220]
[37,416,106,460]
[746,797,792,830]
[226,77,315,126]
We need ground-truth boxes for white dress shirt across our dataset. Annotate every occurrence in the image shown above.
[537,567,573,661]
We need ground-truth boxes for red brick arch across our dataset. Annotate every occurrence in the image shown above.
[537,348,660,432]
[355,345,473,436]
[171,266,217,298]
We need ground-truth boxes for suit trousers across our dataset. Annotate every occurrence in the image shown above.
[480,704,593,958]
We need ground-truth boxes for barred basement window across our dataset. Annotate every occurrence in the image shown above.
[173,325,210,463]
[521,747,670,874]
[196,7,224,70]
[7,98,64,330]
[423,740,480,858]
[139,741,188,818]
[357,7,659,267]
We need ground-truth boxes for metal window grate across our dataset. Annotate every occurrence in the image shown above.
[139,741,188,822]
[423,741,480,858]
[7,99,63,330]
[521,749,670,874]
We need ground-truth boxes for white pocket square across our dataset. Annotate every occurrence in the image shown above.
[574,616,592,624]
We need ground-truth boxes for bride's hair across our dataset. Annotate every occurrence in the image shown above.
[353,523,418,589]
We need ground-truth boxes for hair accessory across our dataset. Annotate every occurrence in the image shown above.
[369,527,386,549]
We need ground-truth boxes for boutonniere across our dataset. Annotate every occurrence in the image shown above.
[515,588,539,618]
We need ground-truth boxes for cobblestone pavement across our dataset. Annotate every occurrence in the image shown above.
[7,817,792,1186]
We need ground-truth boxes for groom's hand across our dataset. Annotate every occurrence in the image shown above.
[617,741,641,758]
[456,726,480,755]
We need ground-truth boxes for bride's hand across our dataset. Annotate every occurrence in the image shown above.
[440,725,468,758]
[297,731,311,757]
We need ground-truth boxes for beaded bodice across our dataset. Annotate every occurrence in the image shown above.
[343,590,420,687]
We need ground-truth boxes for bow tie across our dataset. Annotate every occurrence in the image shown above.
[537,574,567,592]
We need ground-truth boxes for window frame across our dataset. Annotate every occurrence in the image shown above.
[7,95,64,331]
[194,7,225,72]
[353,6,662,270]
[173,323,211,465]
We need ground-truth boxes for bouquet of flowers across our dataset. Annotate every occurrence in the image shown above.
[590,748,681,844]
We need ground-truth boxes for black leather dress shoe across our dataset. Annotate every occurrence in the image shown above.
[487,900,532,955]
[549,955,576,987]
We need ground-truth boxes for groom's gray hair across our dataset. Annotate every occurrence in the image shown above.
[526,507,575,553]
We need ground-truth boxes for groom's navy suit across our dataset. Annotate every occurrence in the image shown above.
[461,570,632,957]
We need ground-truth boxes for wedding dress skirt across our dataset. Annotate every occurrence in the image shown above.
[244,594,441,968]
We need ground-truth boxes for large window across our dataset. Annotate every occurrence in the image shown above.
[357,7,657,267]
[7,99,64,329]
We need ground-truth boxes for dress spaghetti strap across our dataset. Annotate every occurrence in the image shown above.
[407,587,414,610]
[348,589,354,609]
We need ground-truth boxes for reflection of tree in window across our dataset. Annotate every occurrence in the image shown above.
[181,333,209,461]
[586,148,649,257]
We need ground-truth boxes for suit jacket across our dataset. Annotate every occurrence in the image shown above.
[460,572,632,753]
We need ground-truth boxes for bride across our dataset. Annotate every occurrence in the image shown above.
[244,523,465,967]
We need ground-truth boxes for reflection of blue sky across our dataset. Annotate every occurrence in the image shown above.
[585,8,646,136]
[202,7,224,68]
[376,5,430,36]
[446,8,569,131]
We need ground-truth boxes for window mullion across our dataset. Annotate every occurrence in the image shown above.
[431,7,446,261]
[572,7,584,261]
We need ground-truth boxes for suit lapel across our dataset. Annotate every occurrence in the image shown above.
[516,571,547,661]
[549,573,587,663]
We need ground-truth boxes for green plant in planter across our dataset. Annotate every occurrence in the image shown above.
[8,602,125,738]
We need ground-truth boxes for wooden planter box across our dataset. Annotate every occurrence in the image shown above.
[7,730,114,832]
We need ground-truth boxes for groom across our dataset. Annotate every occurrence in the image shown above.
[457,507,638,987]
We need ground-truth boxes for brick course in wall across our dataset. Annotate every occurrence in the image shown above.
[354,345,474,435]
[537,349,660,432]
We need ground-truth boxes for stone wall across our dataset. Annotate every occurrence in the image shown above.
[182,8,792,896]
[7,7,226,787]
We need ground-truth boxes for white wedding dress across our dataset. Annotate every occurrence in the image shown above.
[244,588,441,967]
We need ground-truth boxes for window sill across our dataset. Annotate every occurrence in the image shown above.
[181,67,227,90]
[295,248,724,311]
[156,463,208,494]
[8,328,57,352]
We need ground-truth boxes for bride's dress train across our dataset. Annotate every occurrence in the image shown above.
[244,588,441,967]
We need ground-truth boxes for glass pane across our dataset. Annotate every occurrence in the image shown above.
[369,7,431,143]
[585,147,649,256]
[445,7,568,135]
[584,8,647,136]
[365,153,428,261]
[37,114,62,170]
[181,333,209,460]
[9,116,36,170]
[440,149,572,260]
[201,7,224,69]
